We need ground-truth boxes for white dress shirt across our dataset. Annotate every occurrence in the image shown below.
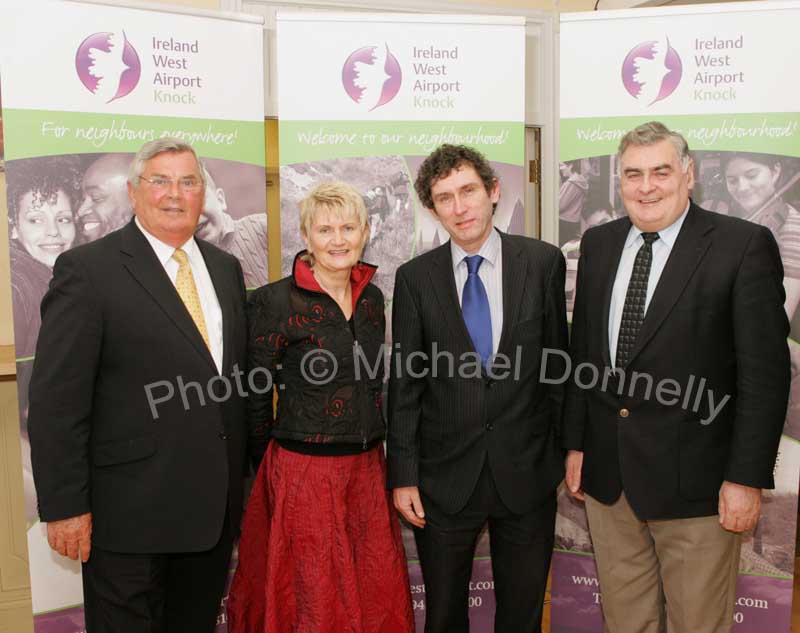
[136,218,224,374]
[608,203,690,368]
[452,228,504,355]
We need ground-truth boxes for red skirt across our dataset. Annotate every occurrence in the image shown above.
[228,442,415,633]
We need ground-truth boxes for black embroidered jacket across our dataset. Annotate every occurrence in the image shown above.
[247,252,386,465]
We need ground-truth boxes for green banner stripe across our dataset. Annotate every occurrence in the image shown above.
[34,603,84,617]
[279,121,524,165]
[737,571,793,580]
[561,113,800,161]
[553,547,596,557]
[3,109,266,165]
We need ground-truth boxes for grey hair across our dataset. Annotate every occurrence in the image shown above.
[127,137,205,186]
[618,121,691,172]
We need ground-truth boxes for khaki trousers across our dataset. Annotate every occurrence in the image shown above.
[585,492,741,633]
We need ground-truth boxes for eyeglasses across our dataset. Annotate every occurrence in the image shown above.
[139,176,204,192]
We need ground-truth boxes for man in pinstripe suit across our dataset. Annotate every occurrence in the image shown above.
[387,144,569,633]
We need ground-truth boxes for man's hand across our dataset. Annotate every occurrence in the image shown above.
[719,481,761,533]
[47,512,92,562]
[565,450,585,501]
[393,486,426,528]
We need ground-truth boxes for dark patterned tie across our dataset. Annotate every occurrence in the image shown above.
[615,232,659,369]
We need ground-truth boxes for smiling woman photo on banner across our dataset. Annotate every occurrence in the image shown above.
[7,155,82,360]
[713,152,800,442]
[720,152,800,328]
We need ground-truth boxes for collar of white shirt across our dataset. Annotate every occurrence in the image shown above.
[450,227,501,272]
[135,217,200,267]
[623,201,690,252]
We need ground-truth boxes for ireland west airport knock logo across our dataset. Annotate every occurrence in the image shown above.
[621,37,682,106]
[76,31,141,103]
[342,44,402,111]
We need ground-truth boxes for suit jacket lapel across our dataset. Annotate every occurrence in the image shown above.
[497,231,526,355]
[198,240,233,375]
[625,204,713,368]
[427,242,474,349]
[601,218,632,368]
[119,221,217,372]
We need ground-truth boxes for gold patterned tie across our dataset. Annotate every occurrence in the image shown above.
[172,248,210,349]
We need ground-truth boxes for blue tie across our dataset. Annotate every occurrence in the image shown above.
[462,255,493,367]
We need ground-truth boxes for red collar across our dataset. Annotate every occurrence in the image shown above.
[292,251,378,310]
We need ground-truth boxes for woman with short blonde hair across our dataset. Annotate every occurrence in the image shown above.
[229,181,413,632]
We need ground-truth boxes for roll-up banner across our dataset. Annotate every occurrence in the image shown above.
[0,1,266,630]
[554,3,800,632]
[277,12,525,629]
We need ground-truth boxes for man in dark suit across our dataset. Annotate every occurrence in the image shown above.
[387,144,568,632]
[564,122,790,633]
[28,138,248,632]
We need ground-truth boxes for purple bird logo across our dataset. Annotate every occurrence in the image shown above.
[76,31,141,103]
[621,37,682,106]
[342,44,402,111]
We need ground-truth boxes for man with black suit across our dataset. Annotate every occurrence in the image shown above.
[28,138,248,632]
[387,144,568,632]
[564,122,790,633]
